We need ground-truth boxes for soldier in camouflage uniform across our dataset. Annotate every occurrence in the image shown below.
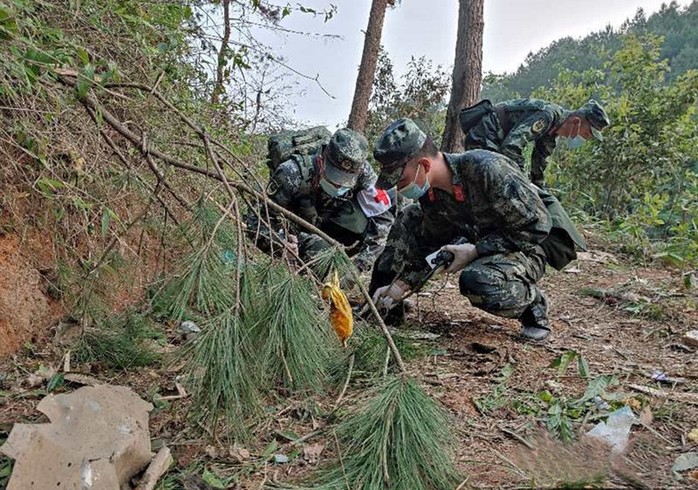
[370,118,554,341]
[249,128,394,274]
[460,98,610,186]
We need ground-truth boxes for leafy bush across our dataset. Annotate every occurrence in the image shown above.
[532,34,698,266]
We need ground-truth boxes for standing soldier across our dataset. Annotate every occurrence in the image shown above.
[459,98,610,186]
[370,118,556,342]
[248,128,394,276]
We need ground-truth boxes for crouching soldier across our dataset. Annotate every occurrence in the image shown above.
[369,118,556,342]
[248,128,394,276]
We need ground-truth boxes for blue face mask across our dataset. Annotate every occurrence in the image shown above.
[566,135,587,149]
[398,165,430,200]
[319,177,350,198]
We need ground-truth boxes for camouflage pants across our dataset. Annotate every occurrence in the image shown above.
[369,204,548,323]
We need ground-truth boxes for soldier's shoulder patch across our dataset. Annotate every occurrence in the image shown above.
[532,119,547,134]
[266,180,279,196]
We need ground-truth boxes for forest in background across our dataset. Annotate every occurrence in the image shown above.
[481,1,698,100]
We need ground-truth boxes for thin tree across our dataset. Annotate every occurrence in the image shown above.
[441,0,484,152]
[347,0,396,132]
[211,0,232,105]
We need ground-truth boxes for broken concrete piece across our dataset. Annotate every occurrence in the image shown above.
[0,385,153,489]
[682,330,698,348]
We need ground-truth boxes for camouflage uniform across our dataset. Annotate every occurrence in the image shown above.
[249,129,394,272]
[370,149,552,326]
[461,98,609,186]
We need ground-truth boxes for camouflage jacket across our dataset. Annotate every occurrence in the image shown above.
[262,151,394,265]
[495,98,567,180]
[403,149,552,287]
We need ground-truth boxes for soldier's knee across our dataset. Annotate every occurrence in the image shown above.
[459,267,498,293]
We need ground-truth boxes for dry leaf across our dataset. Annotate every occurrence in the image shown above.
[688,428,698,443]
[303,443,325,464]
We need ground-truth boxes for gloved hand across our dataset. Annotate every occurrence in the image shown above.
[372,280,410,311]
[441,242,478,274]
[284,233,299,257]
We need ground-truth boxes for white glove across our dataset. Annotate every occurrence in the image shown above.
[441,243,479,274]
[372,280,409,311]
[284,233,299,257]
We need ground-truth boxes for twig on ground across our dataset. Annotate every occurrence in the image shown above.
[334,353,355,408]
[499,426,535,450]
[628,383,698,405]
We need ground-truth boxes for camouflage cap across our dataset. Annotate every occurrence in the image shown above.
[323,128,369,187]
[577,99,610,141]
[373,118,427,189]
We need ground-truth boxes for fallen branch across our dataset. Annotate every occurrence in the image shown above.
[628,384,698,405]
[134,446,173,490]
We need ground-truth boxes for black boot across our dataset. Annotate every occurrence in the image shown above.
[519,292,551,342]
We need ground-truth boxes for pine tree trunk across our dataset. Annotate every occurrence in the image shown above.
[347,0,391,132]
[441,0,484,152]
[211,0,231,105]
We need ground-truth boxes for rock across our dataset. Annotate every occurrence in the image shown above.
[179,321,201,335]
[0,385,153,489]
[274,453,289,464]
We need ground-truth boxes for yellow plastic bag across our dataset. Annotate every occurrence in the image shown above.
[321,270,353,347]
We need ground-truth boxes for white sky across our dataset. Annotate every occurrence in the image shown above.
[257,0,691,127]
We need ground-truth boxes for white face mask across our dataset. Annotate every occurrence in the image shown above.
[319,177,350,198]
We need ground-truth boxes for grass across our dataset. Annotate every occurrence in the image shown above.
[74,309,161,369]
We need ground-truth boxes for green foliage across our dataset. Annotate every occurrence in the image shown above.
[154,205,238,321]
[482,1,698,100]
[331,327,431,382]
[532,34,698,266]
[312,376,461,490]
[366,50,450,148]
[252,268,337,391]
[473,363,515,414]
[75,309,161,369]
[183,308,260,439]
[305,245,355,284]
[0,455,12,490]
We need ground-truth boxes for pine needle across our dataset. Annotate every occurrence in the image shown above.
[183,307,261,439]
[330,327,429,382]
[153,205,237,320]
[312,376,462,490]
[303,245,355,283]
[75,309,161,369]
[252,266,338,391]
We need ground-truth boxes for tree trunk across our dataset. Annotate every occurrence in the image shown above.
[347,0,391,132]
[211,0,231,105]
[441,0,484,152]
